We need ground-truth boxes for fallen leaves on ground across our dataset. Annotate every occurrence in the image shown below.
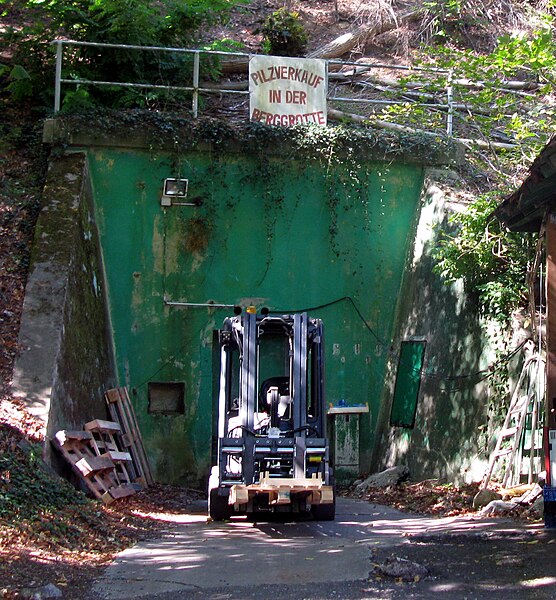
[0,420,201,596]
[344,478,541,522]
[345,479,481,517]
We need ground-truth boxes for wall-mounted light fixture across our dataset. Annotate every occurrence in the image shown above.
[161,178,201,207]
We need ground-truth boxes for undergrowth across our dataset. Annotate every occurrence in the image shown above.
[0,425,150,554]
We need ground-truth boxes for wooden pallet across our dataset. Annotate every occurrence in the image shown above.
[85,419,134,487]
[52,430,135,503]
[105,387,153,485]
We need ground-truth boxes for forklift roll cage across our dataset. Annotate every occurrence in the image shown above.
[209,310,335,520]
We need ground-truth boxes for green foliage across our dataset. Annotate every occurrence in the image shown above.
[0,445,89,522]
[2,0,246,108]
[20,0,242,45]
[423,0,463,25]
[61,86,96,112]
[202,38,245,53]
[359,21,555,172]
[433,193,537,321]
[201,38,247,81]
[261,8,308,57]
[0,63,34,102]
[421,0,489,43]
[491,26,556,76]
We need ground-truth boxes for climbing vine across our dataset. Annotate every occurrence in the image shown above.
[432,192,538,322]
[53,109,455,165]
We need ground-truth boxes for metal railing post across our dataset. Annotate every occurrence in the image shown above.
[192,51,200,118]
[54,40,63,113]
[446,68,454,136]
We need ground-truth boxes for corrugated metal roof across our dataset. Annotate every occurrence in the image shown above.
[492,135,556,231]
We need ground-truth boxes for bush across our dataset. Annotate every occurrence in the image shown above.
[1,0,247,108]
[261,8,308,57]
[432,192,537,322]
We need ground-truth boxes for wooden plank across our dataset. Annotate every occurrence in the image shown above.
[101,491,116,504]
[546,213,556,431]
[84,425,134,486]
[75,455,115,477]
[546,215,556,488]
[120,433,133,448]
[51,433,113,501]
[54,430,93,445]
[120,387,154,485]
[84,419,121,433]
[109,484,136,499]
[105,387,153,485]
[105,389,141,483]
[105,388,121,404]
[105,450,133,463]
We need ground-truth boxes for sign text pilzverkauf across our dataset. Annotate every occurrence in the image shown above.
[249,55,327,127]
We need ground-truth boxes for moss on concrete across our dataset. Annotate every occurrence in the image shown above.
[13,152,116,454]
[44,110,457,167]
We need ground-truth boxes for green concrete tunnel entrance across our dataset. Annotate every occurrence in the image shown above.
[15,117,485,488]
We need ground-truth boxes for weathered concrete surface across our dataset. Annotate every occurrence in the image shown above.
[90,497,555,600]
[12,152,115,454]
[375,169,504,485]
[12,154,86,422]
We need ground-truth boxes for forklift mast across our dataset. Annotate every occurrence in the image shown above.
[208,309,335,520]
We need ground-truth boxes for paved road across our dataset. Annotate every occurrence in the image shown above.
[91,498,556,600]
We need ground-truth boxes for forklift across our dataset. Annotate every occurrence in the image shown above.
[208,308,335,520]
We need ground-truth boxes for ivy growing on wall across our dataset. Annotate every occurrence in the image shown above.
[432,192,538,322]
[53,109,456,165]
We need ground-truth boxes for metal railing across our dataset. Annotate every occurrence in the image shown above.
[53,40,253,116]
[52,39,457,135]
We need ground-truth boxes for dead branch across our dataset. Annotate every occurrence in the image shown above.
[327,108,518,151]
[307,9,421,60]
[332,73,541,98]
[327,107,438,137]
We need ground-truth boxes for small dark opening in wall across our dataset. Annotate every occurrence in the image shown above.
[148,382,185,415]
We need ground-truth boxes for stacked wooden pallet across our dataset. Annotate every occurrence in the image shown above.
[52,386,153,503]
[53,422,136,503]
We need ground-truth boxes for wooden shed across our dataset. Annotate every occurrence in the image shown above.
[493,136,556,526]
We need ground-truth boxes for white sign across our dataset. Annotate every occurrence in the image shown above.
[249,55,327,127]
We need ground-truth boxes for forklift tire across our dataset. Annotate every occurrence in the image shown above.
[209,488,231,521]
[312,493,336,521]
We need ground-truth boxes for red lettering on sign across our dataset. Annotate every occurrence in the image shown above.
[269,89,282,103]
[251,109,326,126]
[285,90,307,104]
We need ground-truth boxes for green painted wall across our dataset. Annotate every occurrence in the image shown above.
[374,172,500,485]
[87,147,425,485]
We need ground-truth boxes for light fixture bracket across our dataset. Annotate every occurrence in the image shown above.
[161,178,188,206]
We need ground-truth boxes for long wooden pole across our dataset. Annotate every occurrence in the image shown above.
[544,213,556,526]
[546,213,556,433]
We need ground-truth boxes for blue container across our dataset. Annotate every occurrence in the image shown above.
[543,486,556,502]
[543,487,556,529]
